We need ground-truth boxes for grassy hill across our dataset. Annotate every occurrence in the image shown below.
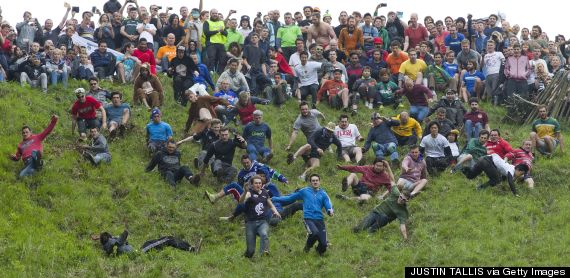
[1,78,569,277]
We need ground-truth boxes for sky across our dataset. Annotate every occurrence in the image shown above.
[2,0,567,40]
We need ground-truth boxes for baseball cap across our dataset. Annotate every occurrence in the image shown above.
[373,37,383,44]
[370,112,382,119]
[150,108,161,119]
[177,45,186,51]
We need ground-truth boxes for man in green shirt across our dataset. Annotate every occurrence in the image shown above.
[353,185,410,240]
[451,130,489,173]
[276,12,302,61]
[530,105,564,156]
[225,18,244,50]
[426,52,455,93]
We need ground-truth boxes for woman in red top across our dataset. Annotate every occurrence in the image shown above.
[235,91,269,126]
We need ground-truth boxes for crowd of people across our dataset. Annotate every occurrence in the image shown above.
[4,0,568,258]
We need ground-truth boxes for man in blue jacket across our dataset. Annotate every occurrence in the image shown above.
[272,174,334,256]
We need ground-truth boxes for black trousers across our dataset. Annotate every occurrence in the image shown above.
[173,76,194,105]
[463,156,501,186]
[162,166,193,187]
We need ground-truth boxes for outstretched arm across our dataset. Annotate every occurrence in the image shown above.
[400,224,408,240]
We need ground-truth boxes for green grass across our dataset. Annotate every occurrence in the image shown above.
[1,78,569,277]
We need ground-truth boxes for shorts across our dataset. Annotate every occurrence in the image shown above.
[308,147,322,159]
[329,94,343,109]
[341,146,358,157]
[352,182,374,196]
[537,138,559,154]
[399,178,415,191]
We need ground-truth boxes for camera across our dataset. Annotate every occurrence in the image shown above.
[72,6,79,13]
[92,6,96,13]
[380,3,387,7]
[156,6,162,9]
[167,7,173,10]
[257,12,262,17]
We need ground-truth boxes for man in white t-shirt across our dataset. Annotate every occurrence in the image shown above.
[334,114,364,164]
[482,40,505,105]
[137,12,157,50]
[420,121,452,175]
[293,51,321,108]
[462,153,529,196]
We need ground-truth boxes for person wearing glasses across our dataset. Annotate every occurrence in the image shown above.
[71,88,107,141]
[352,183,411,240]
[271,174,334,256]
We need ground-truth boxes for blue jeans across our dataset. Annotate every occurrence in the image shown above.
[464,120,482,141]
[246,144,271,161]
[372,142,399,161]
[304,219,327,255]
[19,150,41,178]
[409,105,429,122]
[50,71,68,88]
[159,56,169,73]
[245,219,269,257]
[94,153,112,165]
[299,84,319,105]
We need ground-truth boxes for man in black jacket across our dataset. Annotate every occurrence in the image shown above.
[146,140,200,187]
[168,45,198,106]
[426,89,466,127]
[201,126,247,183]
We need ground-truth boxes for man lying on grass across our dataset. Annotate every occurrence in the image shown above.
[352,183,411,240]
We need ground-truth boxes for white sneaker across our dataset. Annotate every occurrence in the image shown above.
[368,103,373,109]
[298,174,306,181]
[364,101,369,107]
[219,216,231,221]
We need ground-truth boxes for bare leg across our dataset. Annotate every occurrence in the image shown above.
[410,179,428,196]
[301,158,320,177]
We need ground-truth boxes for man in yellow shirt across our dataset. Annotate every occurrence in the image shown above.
[156,33,178,73]
[398,49,427,87]
[391,111,422,146]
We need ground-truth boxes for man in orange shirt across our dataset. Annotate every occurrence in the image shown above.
[156,33,178,73]
[317,69,358,115]
[338,17,364,57]
[386,41,409,83]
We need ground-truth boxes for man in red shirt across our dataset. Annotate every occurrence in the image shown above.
[10,115,58,178]
[505,140,535,188]
[403,13,428,51]
[133,38,157,75]
[336,158,395,202]
[463,98,490,140]
[71,88,107,140]
[485,129,513,158]
[316,69,356,114]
